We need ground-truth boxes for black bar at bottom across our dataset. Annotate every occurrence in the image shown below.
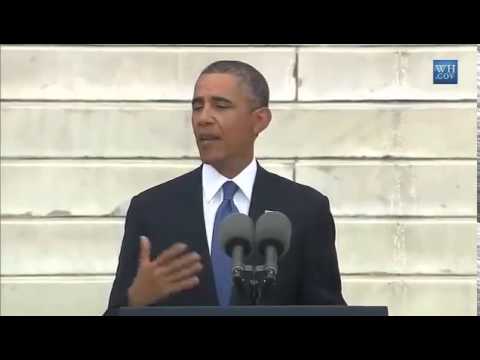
[112,305,388,316]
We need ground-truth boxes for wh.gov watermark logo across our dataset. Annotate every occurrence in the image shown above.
[433,60,458,84]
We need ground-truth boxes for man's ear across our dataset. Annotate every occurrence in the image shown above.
[253,107,272,138]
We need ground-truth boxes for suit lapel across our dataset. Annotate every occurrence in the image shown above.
[187,165,209,256]
[183,165,218,305]
[249,164,277,267]
[248,163,274,223]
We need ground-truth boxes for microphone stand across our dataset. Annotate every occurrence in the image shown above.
[233,265,277,305]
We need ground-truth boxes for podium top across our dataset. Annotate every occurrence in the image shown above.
[112,305,388,316]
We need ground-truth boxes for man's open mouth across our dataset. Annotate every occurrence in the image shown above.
[198,135,221,142]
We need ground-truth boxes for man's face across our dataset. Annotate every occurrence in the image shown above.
[192,73,259,171]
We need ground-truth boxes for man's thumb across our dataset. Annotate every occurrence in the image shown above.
[139,236,151,263]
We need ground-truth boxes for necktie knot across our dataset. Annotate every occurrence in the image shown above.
[222,181,238,201]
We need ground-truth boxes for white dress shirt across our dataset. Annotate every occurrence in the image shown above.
[202,158,257,254]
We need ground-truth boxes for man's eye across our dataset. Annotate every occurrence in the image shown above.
[192,105,203,111]
[216,104,230,109]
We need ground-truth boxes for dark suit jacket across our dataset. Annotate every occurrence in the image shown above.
[105,163,346,314]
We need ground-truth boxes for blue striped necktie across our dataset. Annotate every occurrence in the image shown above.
[211,181,239,306]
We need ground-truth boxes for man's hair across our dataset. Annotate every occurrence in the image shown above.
[198,60,270,109]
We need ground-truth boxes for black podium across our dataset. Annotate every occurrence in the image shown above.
[112,306,388,316]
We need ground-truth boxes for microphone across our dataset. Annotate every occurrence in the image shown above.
[255,211,292,280]
[219,213,254,278]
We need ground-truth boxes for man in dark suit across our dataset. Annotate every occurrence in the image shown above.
[105,60,346,313]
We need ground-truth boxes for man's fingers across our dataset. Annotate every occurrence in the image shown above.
[164,252,201,275]
[168,276,200,296]
[167,262,203,283]
[139,236,151,264]
[154,243,189,265]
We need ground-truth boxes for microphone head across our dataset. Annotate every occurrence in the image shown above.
[255,211,291,258]
[219,213,254,257]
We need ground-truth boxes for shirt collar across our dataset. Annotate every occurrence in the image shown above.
[202,158,257,203]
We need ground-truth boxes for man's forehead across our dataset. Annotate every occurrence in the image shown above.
[194,73,244,96]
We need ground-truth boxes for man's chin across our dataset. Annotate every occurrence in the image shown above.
[199,154,224,166]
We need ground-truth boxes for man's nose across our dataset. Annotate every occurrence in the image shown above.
[196,106,215,126]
